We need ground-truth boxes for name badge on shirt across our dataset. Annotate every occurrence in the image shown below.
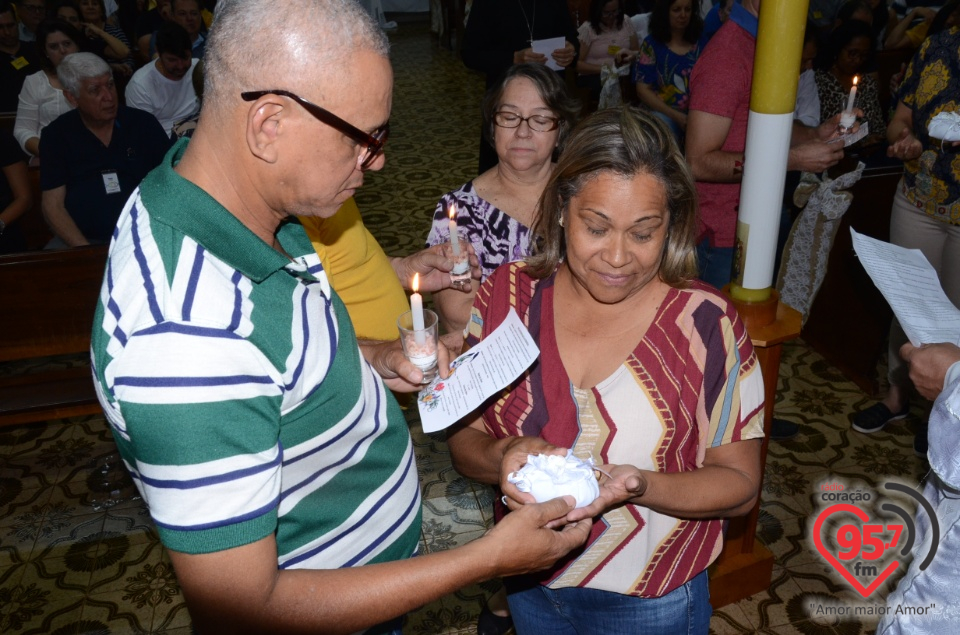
[11,56,29,70]
[102,171,121,195]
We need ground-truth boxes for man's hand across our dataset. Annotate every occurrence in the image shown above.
[551,41,576,68]
[565,464,647,523]
[479,496,592,577]
[392,243,480,294]
[360,338,453,391]
[901,342,960,400]
[787,139,845,172]
[815,109,863,142]
[887,127,923,162]
[498,437,569,509]
[514,47,548,65]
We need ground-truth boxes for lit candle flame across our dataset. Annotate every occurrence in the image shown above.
[448,202,457,220]
[853,75,858,86]
[412,273,420,294]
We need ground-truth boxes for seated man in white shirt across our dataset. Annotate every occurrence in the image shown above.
[125,21,198,135]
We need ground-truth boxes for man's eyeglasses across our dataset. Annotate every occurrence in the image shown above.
[493,111,560,133]
[21,3,46,12]
[241,89,389,170]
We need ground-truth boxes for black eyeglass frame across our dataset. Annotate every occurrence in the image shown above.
[492,110,561,133]
[241,89,389,169]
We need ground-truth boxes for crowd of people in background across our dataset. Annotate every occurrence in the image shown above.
[0,0,955,255]
[0,0,207,252]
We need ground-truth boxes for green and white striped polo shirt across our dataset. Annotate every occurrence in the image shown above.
[91,140,421,570]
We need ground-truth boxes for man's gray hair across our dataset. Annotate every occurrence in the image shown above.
[204,0,389,114]
[57,53,111,97]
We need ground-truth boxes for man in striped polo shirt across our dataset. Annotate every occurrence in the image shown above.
[90,0,592,632]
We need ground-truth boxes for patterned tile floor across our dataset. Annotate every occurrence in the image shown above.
[0,16,931,635]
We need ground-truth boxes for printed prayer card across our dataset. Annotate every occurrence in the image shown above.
[418,308,539,433]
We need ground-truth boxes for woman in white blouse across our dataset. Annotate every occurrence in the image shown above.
[14,19,81,158]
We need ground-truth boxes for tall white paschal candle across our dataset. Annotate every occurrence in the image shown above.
[448,203,461,257]
[845,76,858,113]
[410,274,425,344]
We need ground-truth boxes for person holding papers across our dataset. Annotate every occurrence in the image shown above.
[851,23,960,454]
[461,0,578,173]
[447,107,765,633]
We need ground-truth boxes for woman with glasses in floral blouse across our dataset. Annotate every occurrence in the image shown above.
[426,63,579,341]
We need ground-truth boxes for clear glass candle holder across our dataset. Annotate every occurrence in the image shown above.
[397,308,439,384]
[448,240,471,290]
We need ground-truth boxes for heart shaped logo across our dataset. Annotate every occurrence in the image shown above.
[813,503,900,598]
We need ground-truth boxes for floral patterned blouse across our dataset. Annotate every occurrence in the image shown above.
[897,26,960,223]
[425,180,533,282]
[632,35,701,113]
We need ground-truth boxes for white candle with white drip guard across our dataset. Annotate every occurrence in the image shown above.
[410,274,425,344]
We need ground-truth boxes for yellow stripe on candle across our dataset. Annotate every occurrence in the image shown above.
[750,0,810,115]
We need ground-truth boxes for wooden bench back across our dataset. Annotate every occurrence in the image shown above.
[0,246,108,362]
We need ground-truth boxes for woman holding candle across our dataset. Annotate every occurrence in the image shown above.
[447,106,764,633]
[426,63,579,339]
[814,19,884,139]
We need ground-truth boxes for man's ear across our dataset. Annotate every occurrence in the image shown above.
[245,95,285,164]
[64,91,79,108]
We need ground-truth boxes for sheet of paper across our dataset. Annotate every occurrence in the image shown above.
[418,308,539,433]
[850,228,960,346]
[532,37,565,71]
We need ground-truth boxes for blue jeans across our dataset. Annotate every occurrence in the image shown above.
[505,570,711,635]
[696,239,735,290]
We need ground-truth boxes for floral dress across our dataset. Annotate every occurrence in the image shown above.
[632,35,701,113]
[897,26,960,222]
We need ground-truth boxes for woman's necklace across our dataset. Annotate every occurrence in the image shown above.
[517,0,537,46]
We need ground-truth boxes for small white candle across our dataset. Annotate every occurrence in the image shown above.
[845,76,858,113]
[411,273,425,344]
[448,203,461,258]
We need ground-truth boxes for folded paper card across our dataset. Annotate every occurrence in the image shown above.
[507,451,600,509]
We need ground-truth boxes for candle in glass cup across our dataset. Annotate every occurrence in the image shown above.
[447,202,471,286]
[410,273,425,344]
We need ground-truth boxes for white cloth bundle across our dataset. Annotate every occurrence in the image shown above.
[928,111,960,142]
[507,451,600,509]
[598,63,630,110]
[776,161,865,324]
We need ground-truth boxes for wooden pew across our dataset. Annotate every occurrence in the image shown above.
[0,246,108,427]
